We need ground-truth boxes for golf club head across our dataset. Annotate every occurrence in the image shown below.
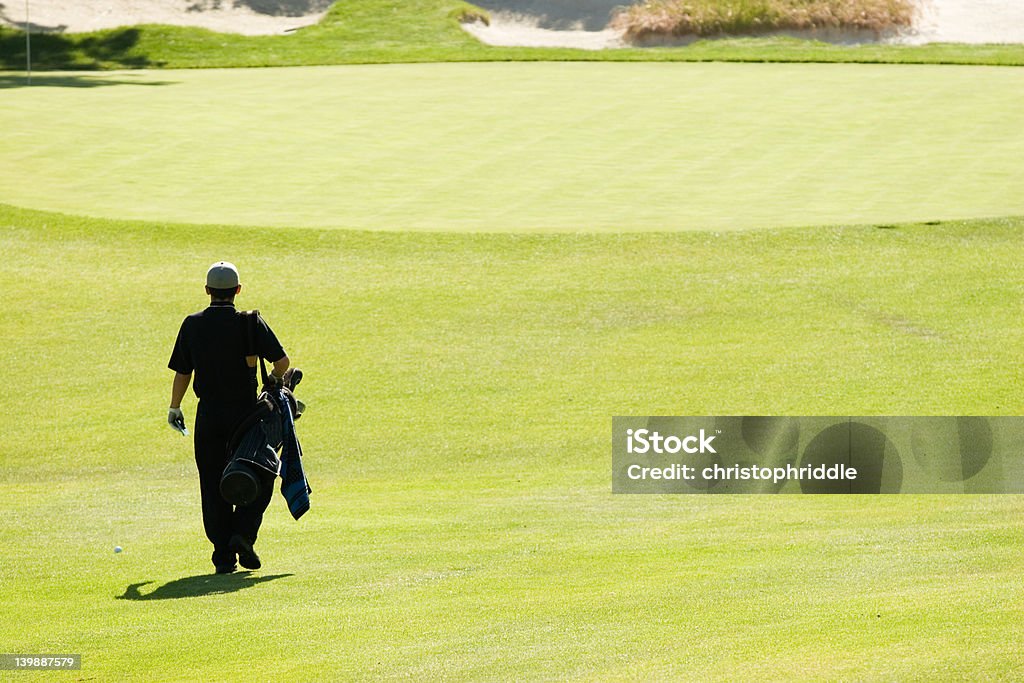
[284,368,303,391]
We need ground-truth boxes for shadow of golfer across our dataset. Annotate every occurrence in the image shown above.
[117,572,292,600]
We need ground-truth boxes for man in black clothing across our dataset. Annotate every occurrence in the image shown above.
[168,261,290,574]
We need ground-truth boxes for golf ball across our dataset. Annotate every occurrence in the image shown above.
[114,546,123,553]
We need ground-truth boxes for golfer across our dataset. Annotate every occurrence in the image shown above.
[167,261,290,574]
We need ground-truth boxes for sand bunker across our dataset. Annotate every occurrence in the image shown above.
[470,0,622,31]
[2,0,1023,44]
[466,0,1024,48]
[462,12,624,50]
[0,0,331,35]
[902,0,1024,44]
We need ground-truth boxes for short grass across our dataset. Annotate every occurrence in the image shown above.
[3,0,1024,69]
[3,62,1024,232]
[1,203,1023,679]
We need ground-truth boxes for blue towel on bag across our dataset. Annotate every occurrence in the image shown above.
[272,389,311,519]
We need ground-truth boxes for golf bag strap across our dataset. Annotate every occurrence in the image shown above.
[246,309,270,387]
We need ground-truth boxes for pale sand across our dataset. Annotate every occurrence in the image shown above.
[901,0,1024,44]
[0,0,329,35]
[461,12,624,50]
[2,0,1023,44]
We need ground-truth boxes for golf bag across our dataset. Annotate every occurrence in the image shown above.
[220,311,308,514]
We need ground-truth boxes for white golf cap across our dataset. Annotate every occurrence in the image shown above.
[206,261,240,289]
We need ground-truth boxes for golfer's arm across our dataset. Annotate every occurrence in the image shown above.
[170,372,192,409]
[271,355,290,379]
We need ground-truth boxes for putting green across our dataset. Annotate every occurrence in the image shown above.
[3,62,1024,231]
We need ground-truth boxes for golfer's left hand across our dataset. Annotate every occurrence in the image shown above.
[168,407,187,434]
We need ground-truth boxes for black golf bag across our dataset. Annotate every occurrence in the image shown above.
[219,311,305,507]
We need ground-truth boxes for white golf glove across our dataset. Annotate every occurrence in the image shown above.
[168,407,188,435]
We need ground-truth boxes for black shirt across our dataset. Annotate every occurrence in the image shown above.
[168,302,286,405]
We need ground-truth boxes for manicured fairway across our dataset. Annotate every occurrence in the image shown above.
[3,61,1024,231]
[1,204,1022,679]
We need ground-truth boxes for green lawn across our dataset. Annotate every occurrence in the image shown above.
[1,203,1022,679]
[4,0,1024,69]
[3,62,1024,232]
[2,11,1023,675]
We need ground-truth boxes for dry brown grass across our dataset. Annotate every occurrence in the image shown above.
[611,0,920,40]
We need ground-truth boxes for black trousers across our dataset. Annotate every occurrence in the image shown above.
[194,400,275,565]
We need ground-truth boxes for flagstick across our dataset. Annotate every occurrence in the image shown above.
[25,0,32,85]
